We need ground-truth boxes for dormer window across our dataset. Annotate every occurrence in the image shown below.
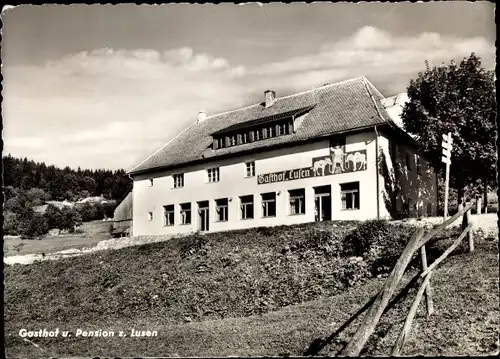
[210,104,315,150]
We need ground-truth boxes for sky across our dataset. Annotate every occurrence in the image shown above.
[1,3,496,171]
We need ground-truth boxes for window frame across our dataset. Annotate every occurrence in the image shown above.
[261,192,276,218]
[180,202,191,225]
[207,167,220,183]
[245,161,256,178]
[340,182,360,211]
[240,195,254,220]
[173,173,184,188]
[163,205,175,226]
[215,198,229,222]
[289,189,306,215]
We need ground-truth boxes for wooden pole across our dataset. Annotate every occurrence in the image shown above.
[444,160,450,220]
[391,274,432,356]
[420,223,473,278]
[339,228,425,356]
[464,207,474,253]
[420,245,434,316]
[341,202,474,357]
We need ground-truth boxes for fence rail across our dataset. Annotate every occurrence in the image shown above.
[338,201,475,357]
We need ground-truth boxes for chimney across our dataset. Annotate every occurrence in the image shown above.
[264,90,276,108]
[197,110,207,123]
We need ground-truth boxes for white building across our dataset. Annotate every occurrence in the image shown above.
[127,77,437,237]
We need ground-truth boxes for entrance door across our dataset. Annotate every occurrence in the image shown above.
[314,186,332,221]
[198,201,210,231]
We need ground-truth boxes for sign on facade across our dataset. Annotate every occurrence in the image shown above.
[257,148,367,185]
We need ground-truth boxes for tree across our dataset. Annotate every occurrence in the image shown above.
[19,213,49,239]
[77,202,96,222]
[44,204,63,229]
[59,207,82,233]
[3,212,20,236]
[402,53,497,204]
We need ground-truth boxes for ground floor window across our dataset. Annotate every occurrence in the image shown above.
[289,188,305,215]
[164,205,175,226]
[340,182,360,210]
[240,195,254,219]
[216,198,229,222]
[261,192,276,217]
[180,202,191,224]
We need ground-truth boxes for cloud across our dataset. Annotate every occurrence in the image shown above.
[249,26,495,93]
[3,26,495,170]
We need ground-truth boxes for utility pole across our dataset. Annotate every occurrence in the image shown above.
[441,132,453,220]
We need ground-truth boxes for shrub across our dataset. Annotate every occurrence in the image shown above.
[343,220,392,256]
[44,204,63,229]
[3,212,20,235]
[19,213,49,239]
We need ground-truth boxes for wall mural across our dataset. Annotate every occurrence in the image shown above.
[257,145,368,185]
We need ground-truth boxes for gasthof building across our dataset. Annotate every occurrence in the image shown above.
[127,77,438,237]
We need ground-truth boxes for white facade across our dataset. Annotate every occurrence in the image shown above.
[132,129,437,237]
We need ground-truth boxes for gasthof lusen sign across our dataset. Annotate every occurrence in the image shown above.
[257,149,367,185]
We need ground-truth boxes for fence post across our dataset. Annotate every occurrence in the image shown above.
[462,203,473,253]
[420,245,434,316]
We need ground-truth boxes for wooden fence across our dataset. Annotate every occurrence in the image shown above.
[323,201,476,357]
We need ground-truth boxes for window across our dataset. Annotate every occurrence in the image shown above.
[289,189,306,215]
[340,182,360,210]
[228,134,237,147]
[277,122,289,136]
[148,211,153,221]
[405,152,413,171]
[180,203,191,225]
[149,178,154,187]
[268,125,276,138]
[240,195,254,219]
[245,161,255,177]
[261,192,276,217]
[254,129,262,141]
[173,173,184,188]
[164,205,174,226]
[207,167,220,182]
[216,198,228,222]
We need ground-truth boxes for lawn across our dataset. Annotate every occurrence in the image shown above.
[4,226,498,357]
[3,234,109,256]
[5,241,498,357]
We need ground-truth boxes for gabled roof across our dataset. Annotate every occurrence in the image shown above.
[128,76,395,175]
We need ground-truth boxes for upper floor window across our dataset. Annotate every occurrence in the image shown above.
[173,173,184,188]
[340,182,360,210]
[228,134,237,147]
[207,167,220,182]
[148,211,153,221]
[289,189,305,215]
[164,205,175,226]
[240,132,249,144]
[180,203,191,225]
[245,161,255,177]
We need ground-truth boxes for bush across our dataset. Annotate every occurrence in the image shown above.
[19,213,49,239]
[44,204,63,229]
[3,212,20,235]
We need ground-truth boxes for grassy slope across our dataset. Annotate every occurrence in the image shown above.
[3,235,108,256]
[4,223,498,357]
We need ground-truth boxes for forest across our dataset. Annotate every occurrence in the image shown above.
[3,154,132,238]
